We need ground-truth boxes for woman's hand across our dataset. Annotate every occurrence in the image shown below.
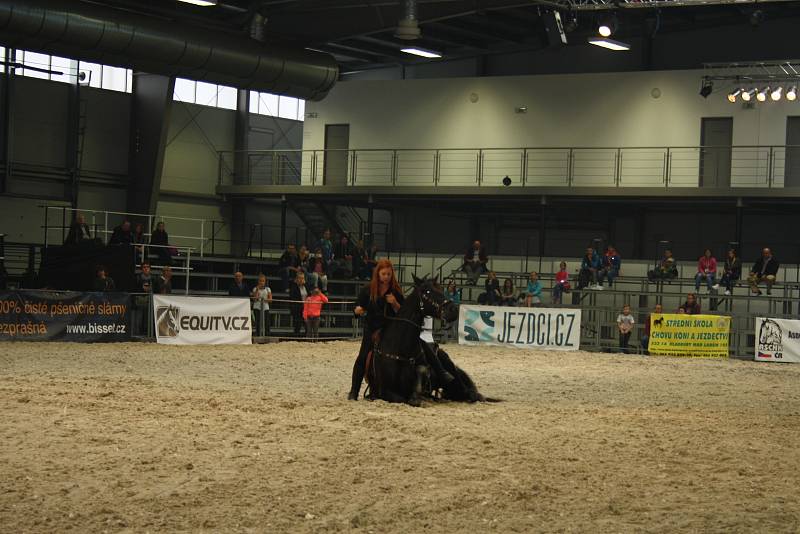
[385,294,397,305]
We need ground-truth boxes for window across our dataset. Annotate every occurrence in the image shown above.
[278,95,299,120]
[173,77,238,110]
[0,46,5,74]
[50,56,73,83]
[297,99,306,121]
[101,65,128,92]
[217,85,237,110]
[174,78,196,102]
[11,49,133,91]
[248,90,305,121]
[78,61,102,88]
[21,51,50,79]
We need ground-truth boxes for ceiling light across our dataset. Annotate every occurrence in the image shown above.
[598,24,612,37]
[756,86,770,102]
[771,86,783,101]
[177,0,217,5]
[741,88,756,102]
[787,86,797,101]
[727,89,741,103]
[401,47,442,58]
[699,81,713,98]
[588,38,630,51]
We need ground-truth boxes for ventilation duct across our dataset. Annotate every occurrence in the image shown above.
[0,0,338,101]
[395,0,421,40]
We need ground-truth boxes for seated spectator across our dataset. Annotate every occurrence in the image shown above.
[445,279,461,305]
[64,213,92,245]
[332,235,354,278]
[150,221,173,266]
[481,271,500,305]
[553,261,571,304]
[316,229,334,271]
[155,266,172,294]
[641,303,663,353]
[298,245,310,276]
[228,271,250,297]
[598,246,621,288]
[748,247,779,296]
[93,265,116,292]
[682,292,701,315]
[524,271,542,307]
[306,247,329,293]
[719,249,741,295]
[250,274,272,337]
[279,244,301,291]
[109,220,133,246]
[617,304,634,353]
[695,248,717,292]
[578,247,602,290]
[677,306,686,314]
[648,249,678,282]
[500,278,516,306]
[462,240,488,286]
[303,287,329,340]
[289,272,308,337]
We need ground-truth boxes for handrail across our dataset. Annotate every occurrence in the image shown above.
[217,144,800,154]
[436,251,464,282]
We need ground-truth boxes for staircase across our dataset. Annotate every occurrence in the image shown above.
[289,201,345,243]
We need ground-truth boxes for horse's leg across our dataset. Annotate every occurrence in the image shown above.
[437,347,484,402]
[407,364,430,407]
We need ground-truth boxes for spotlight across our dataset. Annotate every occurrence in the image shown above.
[727,89,741,103]
[741,88,756,102]
[756,86,770,102]
[787,86,797,101]
[771,86,783,101]
[597,15,617,37]
[598,24,612,37]
[699,81,713,98]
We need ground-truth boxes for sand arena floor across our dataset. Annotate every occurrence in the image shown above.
[1,340,799,533]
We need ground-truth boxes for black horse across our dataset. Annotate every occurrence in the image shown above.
[366,275,494,406]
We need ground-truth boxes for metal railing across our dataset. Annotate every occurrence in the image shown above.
[217,145,798,188]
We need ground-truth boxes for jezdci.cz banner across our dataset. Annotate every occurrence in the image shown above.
[458,305,581,350]
[0,290,130,342]
[153,295,252,345]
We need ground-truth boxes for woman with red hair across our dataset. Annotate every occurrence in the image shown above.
[348,258,405,400]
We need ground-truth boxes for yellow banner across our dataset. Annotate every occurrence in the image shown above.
[648,314,731,358]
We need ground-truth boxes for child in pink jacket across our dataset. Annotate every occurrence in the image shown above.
[303,288,329,340]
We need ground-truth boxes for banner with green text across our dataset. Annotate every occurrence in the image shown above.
[648,314,730,358]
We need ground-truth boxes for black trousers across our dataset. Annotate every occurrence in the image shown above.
[350,329,373,396]
[619,331,631,353]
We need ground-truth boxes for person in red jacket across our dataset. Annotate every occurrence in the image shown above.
[695,248,718,292]
[553,261,571,304]
[303,287,329,340]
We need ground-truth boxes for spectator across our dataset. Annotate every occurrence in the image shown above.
[553,261,571,304]
[133,223,146,264]
[648,249,678,282]
[92,265,116,292]
[482,271,501,305]
[445,279,461,305]
[298,245,310,276]
[306,247,329,293]
[279,244,301,291]
[136,261,153,294]
[317,229,334,270]
[135,261,154,336]
[682,292,701,315]
[463,240,489,286]
[332,235,355,278]
[229,271,250,297]
[500,278,516,306]
[719,249,742,295]
[641,303,663,353]
[303,287,329,340]
[748,247,779,296]
[677,306,686,314]
[250,274,272,337]
[695,248,717,292]
[109,220,133,246]
[617,304,635,354]
[578,247,601,290]
[352,239,374,280]
[155,266,172,294]
[524,271,543,307]
[289,271,308,337]
[150,221,172,266]
[64,213,92,245]
[599,246,622,288]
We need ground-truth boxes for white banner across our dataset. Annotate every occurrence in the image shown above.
[153,295,252,345]
[754,317,800,363]
[458,305,581,351]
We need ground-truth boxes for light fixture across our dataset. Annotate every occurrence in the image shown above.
[401,47,442,58]
[756,86,770,102]
[727,89,741,103]
[177,0,217,5]
[771,86,783,101]
[787,86,797,101]
[699,81,713,98]
[741,88,756,102]
[587,37,630,51]
[598,24,612,37]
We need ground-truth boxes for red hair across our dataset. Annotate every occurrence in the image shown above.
[369,258,401,302]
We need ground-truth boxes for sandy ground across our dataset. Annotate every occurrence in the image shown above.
[1,341,799,534]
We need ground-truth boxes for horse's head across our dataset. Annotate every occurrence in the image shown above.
[412,274,459,323]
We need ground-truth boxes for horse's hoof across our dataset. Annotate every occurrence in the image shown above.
[347,391,358,401]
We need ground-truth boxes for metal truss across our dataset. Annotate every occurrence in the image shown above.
[542,0,798,11]
[701,60,800,84]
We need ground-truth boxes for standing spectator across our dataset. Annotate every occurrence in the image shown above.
[289,272,308,337]
[317,229,334,270]
[250,274,272,337]
[352,239,367,280]
[682,292,701,315]
[617,304,635,353]
[303,287,329,340]
[150,221,172,266]
[155,266,172,294]
[133,223,146,264]
[332,235,355,278]
[719,249,742,295]
[136,261,153,293]
[553,261,571,304]
[92,265,116,292]
[109,220,132,246]
[229,271,250,297]
[748,248,779,296]
[306,247,329,293]
[500,278,516,306]
[641,303,663,353]
[578,247,601,290]
[483,271,501,305]
[599,246,622,288]
[279,244,300,291]
[694,248,717,292]
[135,262,154,336]
[64,213,92,245]
[524,272,543,307]
[445,279,461,305]
[462,240,489,285]
[648,249,678,282]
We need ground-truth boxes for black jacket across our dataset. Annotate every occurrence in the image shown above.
[150,229,169,247]
[229,282,250,297]
[109,226,132,245]
[289,282,308,314]
[751,256,779,277]
[64,222,92,245]
[355,285,405,333]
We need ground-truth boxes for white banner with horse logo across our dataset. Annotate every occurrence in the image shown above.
[458,305,581,351]
[153,295,252,345]
[755,317,800,363]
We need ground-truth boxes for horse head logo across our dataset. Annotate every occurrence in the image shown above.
[156,305,180,337]
[759,319,782,348]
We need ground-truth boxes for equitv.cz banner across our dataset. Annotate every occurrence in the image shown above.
[648,314,731,358]
[755,317,800,363]
[458,304,581,350]
[153,295,252,345]
[0,290,130,342]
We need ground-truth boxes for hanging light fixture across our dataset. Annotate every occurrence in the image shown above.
[771,86,783,101]
[787,86,797,101]
[727,89,741,103]
[756,86,770,102]
[741,88,756,102]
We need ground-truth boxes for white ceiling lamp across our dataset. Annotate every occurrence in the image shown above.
[177,0,217,5]
[771,86,783,101]
[787,85,797,101]
[756,86,770,102]
[727,89,741,103]
[588,37,630,51]
[741,88,756,102]
[598,24,612,37]
[401,47,442,58]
